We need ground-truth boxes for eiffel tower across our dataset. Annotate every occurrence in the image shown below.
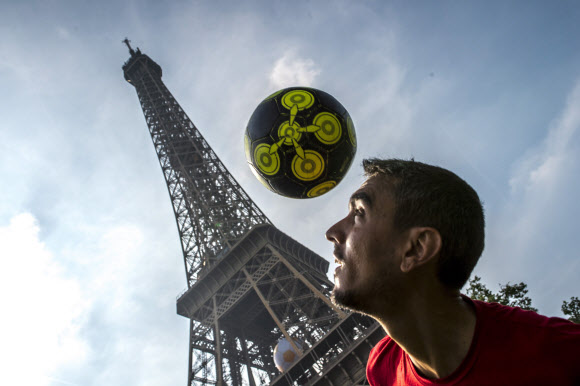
[122,39,384,386]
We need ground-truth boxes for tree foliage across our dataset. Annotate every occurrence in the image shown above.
[466,276,538,312]
[466,276,579,323]
[561,296,580,324]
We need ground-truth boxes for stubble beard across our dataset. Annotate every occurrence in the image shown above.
[331,287,371,315]
[331,277,385,317]
[331,265,378,316]
[331,249,397,317]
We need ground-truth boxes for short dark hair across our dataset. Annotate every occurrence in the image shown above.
[363,158,485,290]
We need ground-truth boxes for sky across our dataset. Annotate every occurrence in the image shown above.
[1,0,580,385]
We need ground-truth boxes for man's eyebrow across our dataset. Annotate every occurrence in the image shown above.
[349,191,373,209]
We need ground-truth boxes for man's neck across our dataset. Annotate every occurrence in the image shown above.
[376,291,477,380]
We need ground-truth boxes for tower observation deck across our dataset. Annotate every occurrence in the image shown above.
[122,39,383,385]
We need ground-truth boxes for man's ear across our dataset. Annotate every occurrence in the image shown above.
[400,227,442,273]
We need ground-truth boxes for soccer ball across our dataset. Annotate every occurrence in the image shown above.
[245,87,357,199]
[273,337,303,372]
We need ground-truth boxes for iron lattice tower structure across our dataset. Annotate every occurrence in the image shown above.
[122,40,384,386]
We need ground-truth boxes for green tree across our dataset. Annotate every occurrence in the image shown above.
[465,276,498,303]
[466,276,538,312]
[561,296,580,324]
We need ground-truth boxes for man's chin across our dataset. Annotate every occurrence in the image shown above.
[331,287,364,313]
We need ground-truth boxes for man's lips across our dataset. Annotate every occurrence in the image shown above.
[334,247,345,267]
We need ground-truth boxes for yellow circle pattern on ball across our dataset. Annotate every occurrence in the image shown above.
[313,112,342,145]
[254,143,280,176]
[291,150,324,181]
[307,180,337,198]
[277,121,302,145]
[281,90,315,111]
[347,115,356,147]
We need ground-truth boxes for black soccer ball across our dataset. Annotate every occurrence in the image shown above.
[245,87,357,199]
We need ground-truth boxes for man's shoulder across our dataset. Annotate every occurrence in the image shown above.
[466,297,580,384]
[467,296,580,348]
[468,296,578,329]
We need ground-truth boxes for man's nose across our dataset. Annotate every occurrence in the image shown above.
[325,220,343,244]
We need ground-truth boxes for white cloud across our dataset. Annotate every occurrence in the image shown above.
[269,50,321,88]
[507,80,580,221]
[66,220,188,386]
[25,216,189,386]
[0,213,87,386]
[482,80,580,315]
[509,81,580,195]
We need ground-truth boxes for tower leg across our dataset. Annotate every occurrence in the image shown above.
[241,333,257,386]
[242,268,302,355]
[187,321,194,386]
[212,296,224,385]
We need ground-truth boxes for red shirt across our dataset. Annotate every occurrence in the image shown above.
[366,296,580,385]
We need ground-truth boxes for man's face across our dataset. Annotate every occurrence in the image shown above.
[325,176,405,314]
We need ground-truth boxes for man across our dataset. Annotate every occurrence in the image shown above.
[325,158,580,385]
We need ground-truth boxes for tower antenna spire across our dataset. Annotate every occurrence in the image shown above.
[122,38,135,56]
